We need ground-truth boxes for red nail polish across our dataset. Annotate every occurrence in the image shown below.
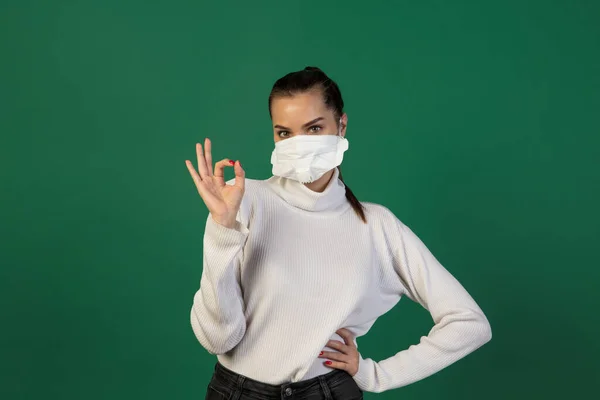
[325,361,332,365]
[229,160,235,165]
[319,351,323,356]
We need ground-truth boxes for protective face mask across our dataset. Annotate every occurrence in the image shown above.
[270,122,349,183]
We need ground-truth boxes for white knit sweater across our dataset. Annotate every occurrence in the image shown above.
[190,168,492,393]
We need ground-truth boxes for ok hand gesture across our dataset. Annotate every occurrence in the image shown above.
[185,138,245,228]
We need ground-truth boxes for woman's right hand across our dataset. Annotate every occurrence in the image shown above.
[185,138,245,229]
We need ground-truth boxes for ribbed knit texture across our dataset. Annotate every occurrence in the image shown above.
[190,168,492,393]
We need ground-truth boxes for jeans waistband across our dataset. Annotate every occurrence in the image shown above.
[212,361,352,398]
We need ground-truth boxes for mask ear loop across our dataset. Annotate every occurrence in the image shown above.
[338,117,343,137]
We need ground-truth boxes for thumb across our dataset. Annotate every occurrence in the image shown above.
[233,160,245,190]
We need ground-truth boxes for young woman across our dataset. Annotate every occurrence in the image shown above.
[185,67,492,399]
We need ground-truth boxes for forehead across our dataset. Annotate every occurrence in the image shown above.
[271,91,330,123]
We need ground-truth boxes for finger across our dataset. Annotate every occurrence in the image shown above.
[319,351,350,363]
[214,158,235,179]
[204,138,213,177]
[185,160,205,193]
[196,143,209,179]
[323,360,348,372]
[326,340,348,354]
[233,160,245,191]
[336,329,357,348]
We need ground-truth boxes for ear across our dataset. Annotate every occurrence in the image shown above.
[339,113,348,137]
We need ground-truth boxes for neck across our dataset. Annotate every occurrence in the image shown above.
[304,169,336,193]
[266,167,350,213]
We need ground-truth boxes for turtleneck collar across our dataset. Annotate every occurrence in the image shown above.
[266,167,350,213]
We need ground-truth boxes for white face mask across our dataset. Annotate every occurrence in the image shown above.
[270,121,349,183]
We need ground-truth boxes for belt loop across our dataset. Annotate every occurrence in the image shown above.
[318,375,333,400]
[230,375,244,400]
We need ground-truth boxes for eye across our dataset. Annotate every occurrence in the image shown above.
[308,125,322,133]
[278,131,290,138]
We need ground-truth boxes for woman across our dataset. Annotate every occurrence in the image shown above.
[185,67,492,399]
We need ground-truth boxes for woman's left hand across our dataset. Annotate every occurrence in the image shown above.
[318,328,360,376]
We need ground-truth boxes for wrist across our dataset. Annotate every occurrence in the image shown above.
[211,214,236,229]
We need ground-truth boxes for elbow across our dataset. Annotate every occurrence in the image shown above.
[479,324,492,349]
[190,308,246,355]
[473,311,492,347]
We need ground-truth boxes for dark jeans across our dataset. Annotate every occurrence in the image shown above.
[205,361,364,400]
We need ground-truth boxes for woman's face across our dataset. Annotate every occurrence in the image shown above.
[271,90,347,143]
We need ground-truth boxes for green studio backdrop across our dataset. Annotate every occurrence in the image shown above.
[1,1,598,399]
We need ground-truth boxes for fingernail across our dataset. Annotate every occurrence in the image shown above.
[229,160,235,165]
[325,361,332,365]
[319,351,323,356]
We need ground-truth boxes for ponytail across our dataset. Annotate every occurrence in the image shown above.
[337,167,367,223]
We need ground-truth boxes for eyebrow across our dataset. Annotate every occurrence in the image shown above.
[274,117,324,130]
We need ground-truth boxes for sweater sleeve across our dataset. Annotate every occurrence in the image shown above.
[190,213,249,355]
[352,219,492,393]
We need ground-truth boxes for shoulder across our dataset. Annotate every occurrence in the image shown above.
[361,201,419,240]
[362,201,433,255]
[362,202,403,226]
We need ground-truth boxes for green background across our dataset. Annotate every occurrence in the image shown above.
[2,0,598,398]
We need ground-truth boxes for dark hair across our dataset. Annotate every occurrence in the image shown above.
[268,66,367,223]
